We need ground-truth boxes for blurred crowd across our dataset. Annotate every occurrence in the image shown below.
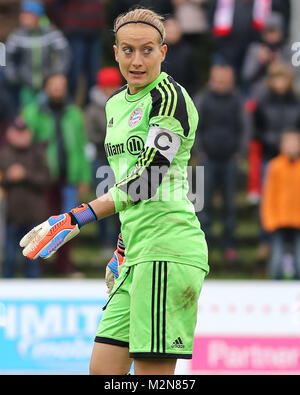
[0,0,299,281]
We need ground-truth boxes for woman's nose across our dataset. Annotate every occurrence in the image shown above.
[131,51,143,68]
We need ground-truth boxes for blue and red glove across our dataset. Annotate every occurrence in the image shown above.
[105,233,125,293]
[20,203,97,260]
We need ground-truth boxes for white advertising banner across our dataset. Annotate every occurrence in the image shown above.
[178,280,300,374]
[0,280,300,374]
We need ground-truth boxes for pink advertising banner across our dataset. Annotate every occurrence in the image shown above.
[191,336,300,373]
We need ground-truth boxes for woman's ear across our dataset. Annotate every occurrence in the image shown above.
[113,44,119,63]
[160,44,168,62]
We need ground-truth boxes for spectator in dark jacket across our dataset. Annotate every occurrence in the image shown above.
[172,0,212,89]
[0,117,50,278]
[108,0,174,24]
[242,12,292,97]
[0,0,22,44]
[0,81,15,146]
[194,64,244,261]
[46,0,106,105]
[0,79,14,259]
[248,62,300,199]
[162,17,197,96]
[4,0,70,110]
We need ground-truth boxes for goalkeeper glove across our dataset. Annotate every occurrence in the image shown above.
[105,233,125,294]
[20,203,97,260]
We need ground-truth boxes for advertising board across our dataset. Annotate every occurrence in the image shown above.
[1,280,299,374]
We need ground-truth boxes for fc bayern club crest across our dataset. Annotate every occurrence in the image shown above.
[129,108,143,127]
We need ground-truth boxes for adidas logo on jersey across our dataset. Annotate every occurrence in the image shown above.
[108,118,114,128]
[171,337,185,349]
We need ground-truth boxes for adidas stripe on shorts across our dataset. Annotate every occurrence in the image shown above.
[95,261,206,359]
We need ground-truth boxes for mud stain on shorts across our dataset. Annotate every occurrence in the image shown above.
[181,286,197,310]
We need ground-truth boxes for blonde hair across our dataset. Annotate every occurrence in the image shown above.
[114,7,166,44]
[267,61,293,90]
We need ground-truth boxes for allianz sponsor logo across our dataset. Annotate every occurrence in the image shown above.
[104,136,144,158]
[104,141,125,158]
[0,302,101,359]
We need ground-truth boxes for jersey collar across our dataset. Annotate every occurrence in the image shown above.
[125,72,167,102]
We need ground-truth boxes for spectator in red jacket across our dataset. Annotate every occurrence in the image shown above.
[247,62,300,200]
[247,62,300,264]
[84,67,123,253]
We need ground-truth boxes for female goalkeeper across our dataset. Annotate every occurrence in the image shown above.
[20,7,209,375]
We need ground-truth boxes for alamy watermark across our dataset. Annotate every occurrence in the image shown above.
[291,42,300,67]
[0,42,6,67]
[94,159,205,213]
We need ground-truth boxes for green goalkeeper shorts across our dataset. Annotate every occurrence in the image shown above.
[95,261,207,359]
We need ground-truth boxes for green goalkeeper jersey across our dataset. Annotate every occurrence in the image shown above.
[105,72,208,273]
